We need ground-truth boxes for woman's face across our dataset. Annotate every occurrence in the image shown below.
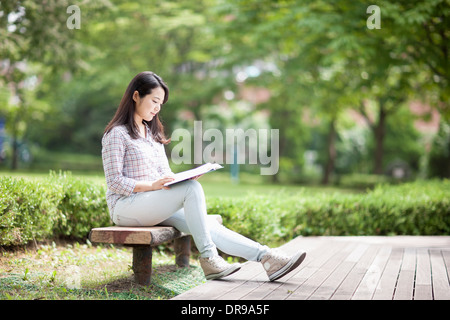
[133,86,165,122]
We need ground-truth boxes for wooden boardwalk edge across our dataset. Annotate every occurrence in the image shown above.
[172,236,450,300]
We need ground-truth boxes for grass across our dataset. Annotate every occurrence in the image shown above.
[0,240,206,300]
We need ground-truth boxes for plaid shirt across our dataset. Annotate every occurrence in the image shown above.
[101,124,172,215]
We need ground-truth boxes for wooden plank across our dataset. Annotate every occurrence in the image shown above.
[238,237,326,300]
[217,262,269,300]
[393,248,416,300]
[286,240,355,300]
[173,260,262,300]
[180,244,293,301]
[172,259,258,300]
[330,244,379,300]
[352,246,391,300]
[442,250,450,285]
[174,233,297,300]
[263,239,337,300]
[430,249,450,300]
[89,226,182,245]
[179,236,331,301]
[238,273,279,300]
[171,236,450,301]
[414,248,433,300]
[372,247,403,300]
[89,215,222,245]
[216,236,319,300]
[308,242,362,300]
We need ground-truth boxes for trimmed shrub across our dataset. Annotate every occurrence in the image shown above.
[207,179,450,247]
[55,173,110,238]
[0,172,109,246]
[0,175,64,245]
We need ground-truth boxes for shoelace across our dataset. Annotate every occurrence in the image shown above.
[206,256,229,268]
[267,249,290,263]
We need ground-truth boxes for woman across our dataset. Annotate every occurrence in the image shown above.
[102,71,306,281]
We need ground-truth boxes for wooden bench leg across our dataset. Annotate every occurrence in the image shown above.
[131,236,190,285]
[174,235,191,267]
[132,245,152,286]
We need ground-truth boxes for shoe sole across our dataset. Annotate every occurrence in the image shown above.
[269,251,306,282]
[205,264,241,280]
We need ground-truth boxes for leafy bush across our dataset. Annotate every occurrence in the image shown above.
[0,172,109,246]
[0,175,63,245]
[207,179,450,247]
[55,173,109,238]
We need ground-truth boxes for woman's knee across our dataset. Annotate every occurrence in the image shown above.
[185,179,202,188]
[183,179,204,194]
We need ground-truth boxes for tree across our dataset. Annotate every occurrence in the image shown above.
[215,0,449,179]
[0,0,109,168]
[6,0,233,159]
[380,0,449,119]
[428,120,450,178]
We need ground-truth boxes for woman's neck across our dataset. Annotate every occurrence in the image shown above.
[134,116,147,138]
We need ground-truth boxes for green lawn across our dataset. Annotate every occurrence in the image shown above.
[0,241,206,300]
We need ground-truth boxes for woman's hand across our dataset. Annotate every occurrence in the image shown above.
[152,176,175,190]
[133,176,174,192]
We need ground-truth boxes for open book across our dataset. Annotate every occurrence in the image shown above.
[164,163,223,186]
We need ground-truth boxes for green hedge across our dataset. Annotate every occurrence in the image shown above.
[1,173,449,247]
[207,179,450,246]
[0,172,109,246]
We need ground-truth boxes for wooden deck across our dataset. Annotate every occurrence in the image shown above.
[172,236,450,300]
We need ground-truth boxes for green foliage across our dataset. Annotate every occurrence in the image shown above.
[0,172,109,246]
[55,173,109,238]
[1,0,448,181]
[1,173,449,248]
[0,174,64,245]
[207,180,450,247]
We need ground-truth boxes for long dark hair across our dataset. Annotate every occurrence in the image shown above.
[104,71,170,144]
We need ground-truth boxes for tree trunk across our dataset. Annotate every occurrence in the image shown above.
[322,117,337,185]
[12,134,19,170]
[373,101,386,175]
[271,133,284,183]
[11,86,21,171]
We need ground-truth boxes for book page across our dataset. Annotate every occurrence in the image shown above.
[164,163,223,186]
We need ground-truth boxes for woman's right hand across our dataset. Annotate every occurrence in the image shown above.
[133,176,175,192]
[152,176,175,190]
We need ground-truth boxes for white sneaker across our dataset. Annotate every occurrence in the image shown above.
[199,255,241,280]
[261,249,306,281]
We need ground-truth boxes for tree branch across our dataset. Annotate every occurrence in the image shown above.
[358,101,374,129]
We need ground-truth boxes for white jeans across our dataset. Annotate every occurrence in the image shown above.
[112,180,269,261]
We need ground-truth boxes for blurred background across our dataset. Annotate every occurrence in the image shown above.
[0,0,448,192]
